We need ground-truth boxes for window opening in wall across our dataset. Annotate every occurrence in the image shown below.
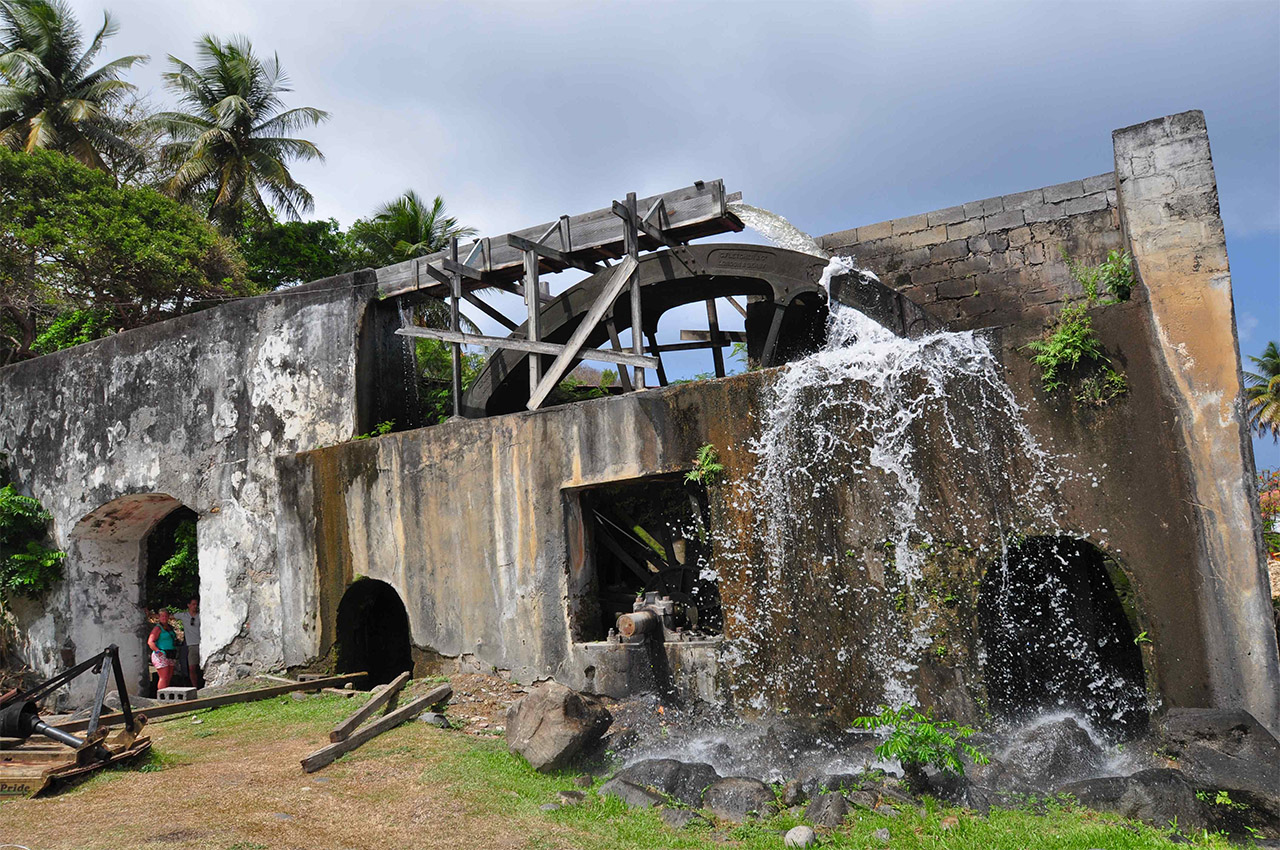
[335,578,414,687]
[569,474,722,642]
[978,536,1147,737]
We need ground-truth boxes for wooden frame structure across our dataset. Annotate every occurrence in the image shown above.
[381,180,745,414]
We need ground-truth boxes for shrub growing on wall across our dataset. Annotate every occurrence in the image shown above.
[0,484,64,601]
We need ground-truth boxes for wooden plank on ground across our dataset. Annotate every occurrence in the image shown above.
[328,671,410,743]
[55,673,368,733]
[301,683,452,773]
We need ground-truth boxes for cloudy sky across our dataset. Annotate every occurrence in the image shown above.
[72,0,1279,466]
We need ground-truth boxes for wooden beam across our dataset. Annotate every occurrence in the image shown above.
[301,684,452,773]
[395,327,658,369]
[56,673,368,733]
[646,331,668,387]
[725,296,748,319]
[604,318,633,392]
[328,671,410,743]
[624,192,645,390]
[461,291,518,332]
[449,238,463,418]
[678,329,747,343]
[705,299,726,378]
[441,258,484,282]
[506,233,602,274]
[526,256,638,410]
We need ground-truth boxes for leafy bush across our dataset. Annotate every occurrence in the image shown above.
[685,444,725,485]
[0,484,64,600]
[852,705,989,793]
[354,420,395,440]
[1063,248,1135,305]
[1023,303,1127,405]
[31,308,116,355]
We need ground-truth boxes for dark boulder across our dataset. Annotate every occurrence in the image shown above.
[1063,768,1206,830]
[598,777,665,808]
[1160,709,1280,804]
[702,776,775,822]
[804,791,850,828]
[660,807,707,829]
[1002,717,1105,789]
[506,681,612,772]
[612,758,720,808]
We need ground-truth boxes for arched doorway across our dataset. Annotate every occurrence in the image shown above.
[335,579,413,687]
[67,493,197,699]
[978,536,1148,736]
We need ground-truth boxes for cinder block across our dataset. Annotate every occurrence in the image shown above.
[1061,193,1109,217]
[926,205,967,227]
[157,686,199,702]
[1043,180,1085,204]
[856,220,893,242]
[1001,188,1044,211]
[906,225,949,249]
[947,218,984,240]
[930,239,969,262]
[983,210,1026,232]
[1082,173,1116,194]
[892,213,930,236]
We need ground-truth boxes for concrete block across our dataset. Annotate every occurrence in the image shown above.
[912,263,952,286]
[1022,203,1063,224]
[817,228,858,250]
[1001,188,1045,210]
[930,240,969,262]
[947,218,985,240]
[963,196,1004,219]
[157,686,199,701]
[892,213,930,236]
[855,220,893,242]
[1083,173,1116,194]
[1061,193,1110,217]
[968,235,993,254]
[983,210,1026,232]
[906,225,949,249]
[927,205,967,227]
[1008,226,1034,247]
[1043,180,1085,204]
[951,255,992,276]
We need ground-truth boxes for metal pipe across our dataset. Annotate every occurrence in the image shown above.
[30,718,87,749]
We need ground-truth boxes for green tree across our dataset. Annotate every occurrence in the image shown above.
[0,0,146,171]
[238,217,356,289]
[1245,341,1280,442]
[348,190,476,267]
[0,147,251,362]
[151,35,327,235]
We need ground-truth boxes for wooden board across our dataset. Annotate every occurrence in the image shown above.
[55,672,368,733]
[0,735,151,798]
[329,671,410,743]
[301,684,451,773]
[376,182,742,298]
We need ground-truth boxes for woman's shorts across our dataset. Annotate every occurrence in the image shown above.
[151,650,175,670]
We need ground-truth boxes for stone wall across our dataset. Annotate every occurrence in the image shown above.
[819,175,1123,329]
[0,272,379,700]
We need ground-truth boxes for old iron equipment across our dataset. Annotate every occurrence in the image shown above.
[0,644,136,756]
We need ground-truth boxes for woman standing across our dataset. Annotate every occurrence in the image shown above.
[148,609,179,692]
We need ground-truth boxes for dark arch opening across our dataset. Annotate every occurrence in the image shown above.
[978,536,1148,737]
[145,506,200,611]
[335,579,413,687]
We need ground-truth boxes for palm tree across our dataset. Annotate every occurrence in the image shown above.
[151,35,327,234]
[0,0,146,171]
[348,190,477,267]
[1245,341,1280,442]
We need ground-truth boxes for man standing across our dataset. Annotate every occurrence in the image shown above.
[176,596,202,689]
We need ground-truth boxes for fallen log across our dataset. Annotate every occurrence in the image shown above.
[329,672,410,743]
[55,673,368,733]
[301,683,451,773]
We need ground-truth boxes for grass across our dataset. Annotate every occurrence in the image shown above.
[0,691,1250,850]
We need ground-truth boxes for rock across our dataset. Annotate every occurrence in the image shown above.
[873,803,900,817]
[780,778,806,807]
[270,813,293,821]
[612,758,720,808]
[872,827,891,842]
[660,808,705,829]
[847,789,880,810]
[419,712,451,728]
[598,777,665,809]
[1062,768,1207,831]
[1160,709,1280,804]
[805,791,849,828]
[505,681,612,772]
[803,771,863,798]
[702,776,775,822]
[557,790,585,805]
[290,692,308,701]
[1002,717,1104,789]
[784,825,817,848]
[539,803,560,812]
[573,774,593,787]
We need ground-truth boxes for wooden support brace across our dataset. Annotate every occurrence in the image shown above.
[604,318,633,392]
[461,291,518,332]
[679,329,748,343]
[506,233,601,274]
[301,684,452,773]
[705,299,726,378]
[395,327,658,369]
[526,256,638,410]
[449,238,463,418]
[645,331,669,387]
[328,671,411,743]
[524,249,542,389]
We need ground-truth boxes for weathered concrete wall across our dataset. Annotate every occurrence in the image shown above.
[0,272,379,699]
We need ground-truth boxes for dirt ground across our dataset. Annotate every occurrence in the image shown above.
[0,673,573,850]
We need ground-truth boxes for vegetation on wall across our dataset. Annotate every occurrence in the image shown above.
[1259,468,1279,556]
[0,484,64,601]
[685,443,725,485]
[1023,249,1135,406]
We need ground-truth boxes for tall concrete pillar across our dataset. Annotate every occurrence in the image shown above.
[1113,110,1280,736]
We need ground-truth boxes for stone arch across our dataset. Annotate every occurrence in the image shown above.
[335,578,413,687]
[67,493,196,699]
[977,535,1148,736]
